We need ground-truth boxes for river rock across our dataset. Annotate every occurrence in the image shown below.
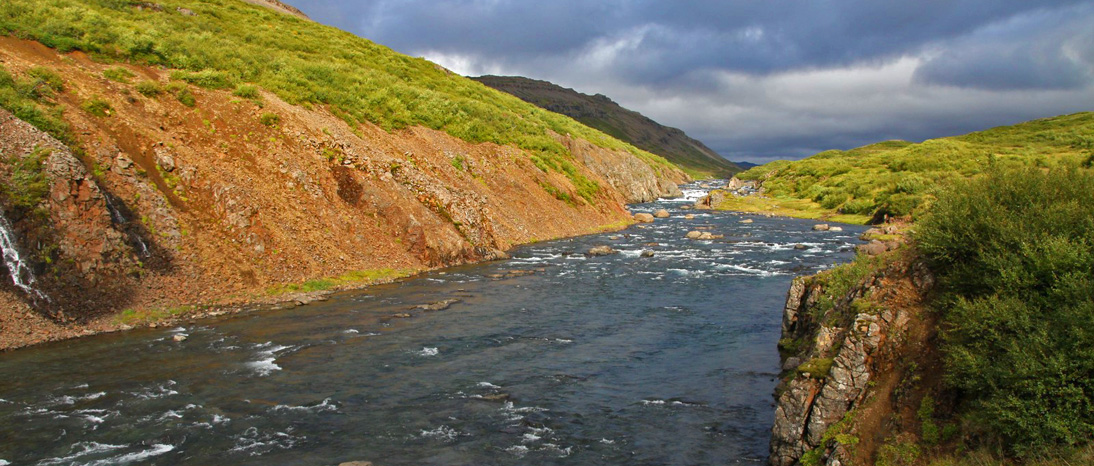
[633,213,655,223]
[858,240,887,256]
[740,219,753,224]
[828,226,843,232]
[698,232,715,240]
[684,214,695,220]
[172,334,187,342]
[812,224,830,231]
[585,245,616,256]
[415,299,460,311]
[640,250,655,258]
[653,209,670,218]
[794,244,808,250]
[686,231,703,239]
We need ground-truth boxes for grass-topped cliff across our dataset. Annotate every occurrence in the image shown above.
[0,0,689,349]
[764,115,1094,465]
[720,112,1094,224]
[0,0,680,201]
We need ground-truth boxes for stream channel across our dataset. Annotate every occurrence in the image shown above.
[0,183,865,465]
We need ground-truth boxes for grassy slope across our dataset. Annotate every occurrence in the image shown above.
[0,0,680,199]
[723,112,1094,224]
[473,75,740,179]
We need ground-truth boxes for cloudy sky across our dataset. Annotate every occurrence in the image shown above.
[295,1,1094,163]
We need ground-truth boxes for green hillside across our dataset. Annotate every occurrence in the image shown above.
[724,112,1094,223]
[0,0,678,200]
[473,75,740,179]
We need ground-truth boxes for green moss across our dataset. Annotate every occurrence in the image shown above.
[0,146,51,213]
[798,357,835,379]
[266,268,416,296]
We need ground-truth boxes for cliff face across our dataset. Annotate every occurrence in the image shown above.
[770,250,938,466]
[473,75,740,179]
[0,38,684,349]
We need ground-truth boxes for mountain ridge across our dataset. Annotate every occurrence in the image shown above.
[473,75,740,179]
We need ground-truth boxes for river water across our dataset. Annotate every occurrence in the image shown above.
[0,183,864,466]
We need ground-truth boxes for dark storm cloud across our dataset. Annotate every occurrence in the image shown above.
[294,0,1094,163]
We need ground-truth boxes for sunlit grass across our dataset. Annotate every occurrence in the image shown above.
[737,112,1094,221]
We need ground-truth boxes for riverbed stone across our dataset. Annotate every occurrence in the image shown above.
[634,213,655,223]
[654,209,670,218]
[585,245,616,256]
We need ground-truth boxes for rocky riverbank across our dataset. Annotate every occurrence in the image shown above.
[768,231,940,466]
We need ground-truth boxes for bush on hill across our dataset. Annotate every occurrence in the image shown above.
[915,166,1094,456]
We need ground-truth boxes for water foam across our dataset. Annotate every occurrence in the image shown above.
[0,213,48,301]
[415,347,439,357]
[85,444,174,466]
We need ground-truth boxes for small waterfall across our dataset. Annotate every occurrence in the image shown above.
[0,213,48,301]
[103,193,150,258]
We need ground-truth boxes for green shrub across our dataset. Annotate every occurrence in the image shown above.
[0,64,72,144]
[915,167,1094,456]
[80,98,112,117]
[134,80,162,97]
[174,88,195,107]
[26,66,64,96]
[232,84,259,99]
[259,112,280,127]
[102,66,135,83]
[170,69,233,89]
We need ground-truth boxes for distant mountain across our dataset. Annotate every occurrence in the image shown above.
[734,161,759,169]
[473,75,740,179]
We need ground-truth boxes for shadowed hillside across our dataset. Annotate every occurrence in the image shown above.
[474,75,740,179]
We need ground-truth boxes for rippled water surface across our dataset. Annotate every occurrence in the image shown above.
[0,184,865,465]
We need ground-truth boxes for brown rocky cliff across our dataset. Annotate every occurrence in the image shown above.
[770,253,936,466]
[0,37,682,349]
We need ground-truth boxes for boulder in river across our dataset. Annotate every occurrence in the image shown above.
[654,209,670,218]
[684,214,695,220]
[686,231,703,239]
[640,250,655,258]
[585,245,617,256]
[634,213,655,223]
[739,219,753,224]
[793,244,808,250]
[828,226,843,232]
[415,299,461,311]
[812,224,830,231]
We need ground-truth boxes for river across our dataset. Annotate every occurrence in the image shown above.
[0,183,865,465]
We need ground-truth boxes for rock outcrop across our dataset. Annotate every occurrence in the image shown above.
[770,256,935,466]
